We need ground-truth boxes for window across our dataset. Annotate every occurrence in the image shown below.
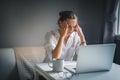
[115,1,120,35]
[118,1,120,35]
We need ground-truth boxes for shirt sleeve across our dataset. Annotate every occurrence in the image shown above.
[74,32,81,55]
[44,31,57,62]
[75,32,81,48]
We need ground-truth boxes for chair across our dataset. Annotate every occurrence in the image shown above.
[0,48,19,80]
[14,46,46,80]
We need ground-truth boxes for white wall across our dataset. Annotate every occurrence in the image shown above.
[0,0,80,47]
[0,0,105,47]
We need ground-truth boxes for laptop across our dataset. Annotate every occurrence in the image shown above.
[64,43,116,74]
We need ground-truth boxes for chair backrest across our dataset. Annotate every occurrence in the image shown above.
[0,48,19,80]
[14,46,46,80]
[14,46,46,63]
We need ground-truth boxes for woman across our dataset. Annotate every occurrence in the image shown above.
[44,11,86,62]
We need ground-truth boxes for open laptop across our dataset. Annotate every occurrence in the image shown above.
[64,43,116,74]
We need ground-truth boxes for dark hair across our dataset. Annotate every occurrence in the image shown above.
[59,11,77,21]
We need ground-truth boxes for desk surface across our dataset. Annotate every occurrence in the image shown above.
[35,61,120,80]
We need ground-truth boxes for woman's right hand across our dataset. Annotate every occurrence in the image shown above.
[52,21,68,59]
[59,21,68,39]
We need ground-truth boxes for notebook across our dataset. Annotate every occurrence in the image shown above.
[64,44,116,74]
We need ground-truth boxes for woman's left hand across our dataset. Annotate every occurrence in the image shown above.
[74,23,81,36]
[75,23,87,46]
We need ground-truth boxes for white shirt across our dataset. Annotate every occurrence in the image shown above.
[44,29,81,62]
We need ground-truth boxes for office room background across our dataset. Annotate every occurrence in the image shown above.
[0,0,120,80]
[0,0,109,47]
[0,0,119,63]
[0,0,120,61]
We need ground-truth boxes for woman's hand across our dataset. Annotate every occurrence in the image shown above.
[52,21,68,59]
[75,23,87,46]
[74,23,81,35]
[59,21,68,39]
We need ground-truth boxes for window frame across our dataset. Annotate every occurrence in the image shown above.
[116,1,120,35]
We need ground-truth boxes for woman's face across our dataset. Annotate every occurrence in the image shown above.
[66,19,77,35]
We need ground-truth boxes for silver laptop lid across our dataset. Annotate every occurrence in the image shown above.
[76,44,116,73]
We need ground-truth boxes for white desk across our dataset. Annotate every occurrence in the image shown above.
[35,61,120,80]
